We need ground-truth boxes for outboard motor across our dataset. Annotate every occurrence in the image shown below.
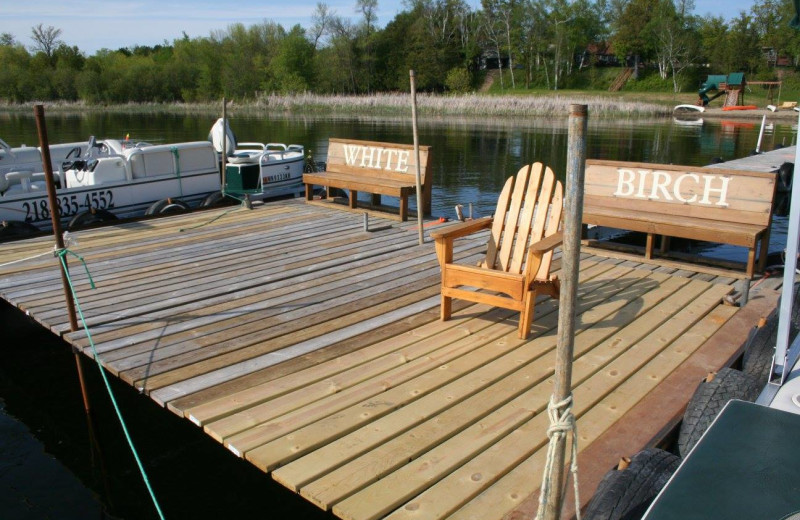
[208,118,236,157]
[775,162,794,193]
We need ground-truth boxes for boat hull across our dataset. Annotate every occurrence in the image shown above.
[1,141,221,231]
[0,170,220,230]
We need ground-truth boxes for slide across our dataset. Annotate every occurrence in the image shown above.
[698,74,730,106]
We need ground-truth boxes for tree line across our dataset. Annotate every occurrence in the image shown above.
[1,0,799,104]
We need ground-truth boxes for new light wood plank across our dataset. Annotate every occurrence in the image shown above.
[380,286,733,520]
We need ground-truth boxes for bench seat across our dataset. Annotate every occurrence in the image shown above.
[583,204,767,248]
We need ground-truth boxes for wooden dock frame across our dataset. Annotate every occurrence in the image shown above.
[0,197,781,520]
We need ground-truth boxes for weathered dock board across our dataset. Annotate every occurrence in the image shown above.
[706,145,795,173]
[0,196,768,519]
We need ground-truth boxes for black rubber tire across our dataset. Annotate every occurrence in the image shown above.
[328,188,348,199]
[201,191,227,208]
[743,283,800,383]
[677,368,761,457]
[0,220,40,240]
[145,198,190,216]
[742,313,779,383]
[304,160,326,173]
[583,448,680,520]
[67,209,118,230]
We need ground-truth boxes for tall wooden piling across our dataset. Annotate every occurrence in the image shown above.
[34,104,91,413]
[410,70,424,245]
[542,104,588,520]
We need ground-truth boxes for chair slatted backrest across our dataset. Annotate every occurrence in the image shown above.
[483,163,563,279]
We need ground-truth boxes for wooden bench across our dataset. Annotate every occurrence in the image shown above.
[583,159,777,277]
[303,138,432,221]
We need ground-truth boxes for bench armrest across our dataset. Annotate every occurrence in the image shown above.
[430,217,493,241]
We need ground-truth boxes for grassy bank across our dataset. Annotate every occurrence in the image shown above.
[3,67,798,118]
[484,67,800,109]
[0,91,672,118]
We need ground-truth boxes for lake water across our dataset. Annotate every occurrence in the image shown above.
[0,110,796,518]
[2,111,795,219]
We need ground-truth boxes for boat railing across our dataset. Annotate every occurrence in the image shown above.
[261,143,303,162]
[237,142,267,151]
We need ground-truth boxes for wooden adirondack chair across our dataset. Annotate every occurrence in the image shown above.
[431,162,564,339]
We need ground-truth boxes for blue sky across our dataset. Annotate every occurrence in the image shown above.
[3,0,755,54]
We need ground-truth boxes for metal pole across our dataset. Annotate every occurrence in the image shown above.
[34,104,91,413]
[221,97,228,190]
[543,104,588,520]
[409,70,424,246]
[773,111,800,385]
[756,115,766,154]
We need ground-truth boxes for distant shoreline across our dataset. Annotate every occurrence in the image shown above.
[4,94,794,122]
[697,106,800,121]
[0,93,674,119]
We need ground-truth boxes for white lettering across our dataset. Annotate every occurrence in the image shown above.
[342,145,411,172]
[636,170,650,199]
[699,175,730,206]
[673,173,699,203]
[395,151,410,172]
[360,147,377,168]
[614,169,636,197]
[343,145,361,166]
[649,171,673,201]
[383,149,398,170]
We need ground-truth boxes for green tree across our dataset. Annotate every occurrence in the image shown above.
[268,25,315,93]
[52,44,85,100]
[0,43,32,101]
[613,0,659,77]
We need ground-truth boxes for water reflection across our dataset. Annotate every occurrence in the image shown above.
[1,109,793,227]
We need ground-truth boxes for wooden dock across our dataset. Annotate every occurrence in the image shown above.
[0,198,779,519]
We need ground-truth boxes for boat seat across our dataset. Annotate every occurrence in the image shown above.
[227,151,261,164]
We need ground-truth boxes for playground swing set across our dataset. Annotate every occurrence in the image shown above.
[697,73,784,110]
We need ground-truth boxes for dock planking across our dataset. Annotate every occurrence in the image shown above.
[0,197,761,519]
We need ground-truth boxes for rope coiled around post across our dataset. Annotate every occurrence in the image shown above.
[535,394,581,520]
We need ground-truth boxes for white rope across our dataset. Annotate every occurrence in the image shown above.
[535,394,581,520]
[0,231,78,269]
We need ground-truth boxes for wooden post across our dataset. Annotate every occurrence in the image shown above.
[34,104,91,414]
[409,70,424,246]
[543,104,588,520]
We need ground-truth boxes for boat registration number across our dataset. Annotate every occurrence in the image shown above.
[263,172,292,184]
[23,190,115,222]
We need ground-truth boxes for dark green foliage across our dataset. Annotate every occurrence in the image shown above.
[622,69,674,91]
[445,68,473,92]
[1,1,796,104]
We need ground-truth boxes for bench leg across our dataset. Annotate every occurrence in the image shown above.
[645,233,654,260]
[660,236,670,255]
[349,190,358,209]
[371,193,381,206]
[399,196,408,221]
[305,183,313,201]
[746,248,756,278]
[757,230,770,273]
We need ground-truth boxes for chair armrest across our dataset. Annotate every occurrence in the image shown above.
[528,231,563,254]
[430,217,493,241]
